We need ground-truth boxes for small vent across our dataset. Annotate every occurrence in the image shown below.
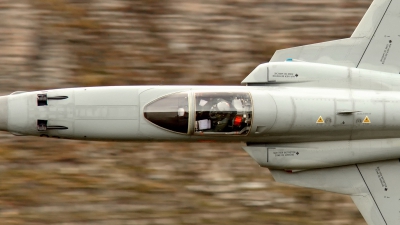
[37,94,47,106]
[255,126,267,134]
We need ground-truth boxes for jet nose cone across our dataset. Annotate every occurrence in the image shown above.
[0,95,8,131]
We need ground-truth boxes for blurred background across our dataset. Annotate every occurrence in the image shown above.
[0,0,371,224]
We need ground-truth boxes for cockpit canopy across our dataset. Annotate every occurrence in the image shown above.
[144,91,252,135]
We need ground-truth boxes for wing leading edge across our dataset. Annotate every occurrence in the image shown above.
[270,0,400,74]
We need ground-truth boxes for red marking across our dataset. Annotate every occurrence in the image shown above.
[233,115,242,126]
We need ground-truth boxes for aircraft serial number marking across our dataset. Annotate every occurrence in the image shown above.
[272,72,298,78]
[380,40,392,65]
[376,167,388,191]
[273,151,298,157]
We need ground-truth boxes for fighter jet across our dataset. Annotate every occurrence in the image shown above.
[1,0,399,224]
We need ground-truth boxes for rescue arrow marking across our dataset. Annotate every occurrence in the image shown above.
[316,116,325,124]
[363,116,371,124]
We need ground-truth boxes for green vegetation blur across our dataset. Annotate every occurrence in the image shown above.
[0,0,370,224]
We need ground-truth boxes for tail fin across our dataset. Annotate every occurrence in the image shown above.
[270,0,399,74]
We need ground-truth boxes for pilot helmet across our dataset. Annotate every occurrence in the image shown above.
[216,101,230,111]
[210,99,231,119]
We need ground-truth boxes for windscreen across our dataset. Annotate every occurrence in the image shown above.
[144,92,189,134]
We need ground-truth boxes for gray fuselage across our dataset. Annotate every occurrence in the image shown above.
[3,82,400,144]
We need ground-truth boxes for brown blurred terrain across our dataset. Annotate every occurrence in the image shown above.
[0,0,371,224]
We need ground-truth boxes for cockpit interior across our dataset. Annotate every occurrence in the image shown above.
[194,92,252,135]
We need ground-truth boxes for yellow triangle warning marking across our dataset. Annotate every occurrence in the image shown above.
[363,116,371,124]
[316,116,324,124]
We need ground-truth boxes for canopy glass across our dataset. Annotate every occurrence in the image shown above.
[144,91,252,135]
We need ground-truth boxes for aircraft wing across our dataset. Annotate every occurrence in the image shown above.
[270,159,400,225]
[270,0,400,74]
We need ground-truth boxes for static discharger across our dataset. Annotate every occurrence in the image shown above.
[363,116,371,124]
[316,116,325,124]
